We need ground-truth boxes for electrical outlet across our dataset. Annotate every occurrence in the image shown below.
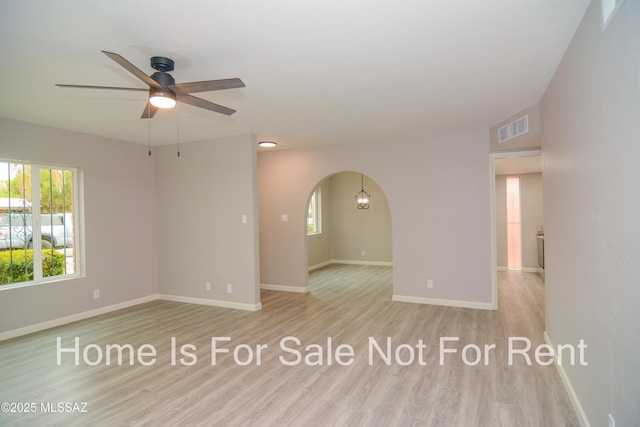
[608,413,615,427]
[361,250,366,256]
[241,214,247,224]
[427,279,434,289]
[226,283,233,293]
[205,281,211,291]
[93,289,100,299]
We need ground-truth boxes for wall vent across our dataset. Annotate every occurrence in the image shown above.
[498,115,529,144]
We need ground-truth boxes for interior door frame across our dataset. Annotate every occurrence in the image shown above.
[489,149,542,310]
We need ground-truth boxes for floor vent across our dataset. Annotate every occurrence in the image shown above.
[498,115,529,143]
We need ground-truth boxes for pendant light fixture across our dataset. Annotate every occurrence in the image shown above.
[355,174,370,209]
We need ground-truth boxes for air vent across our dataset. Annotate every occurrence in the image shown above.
[498,115,529,144]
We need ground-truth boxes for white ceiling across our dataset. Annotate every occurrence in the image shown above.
[0,1,589,150]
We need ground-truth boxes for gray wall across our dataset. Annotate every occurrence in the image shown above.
[308,172,392,268]
[0,120,261,334]
[155,134,260,307]
[541,0,640,424]
[0,118,158,332]
[495,173,543,270]
[258,130,492,305]
[328,172,392,263]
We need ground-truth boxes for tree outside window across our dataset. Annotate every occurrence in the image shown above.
[0,161,80,286]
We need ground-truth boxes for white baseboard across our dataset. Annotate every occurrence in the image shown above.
[0,293,263,342]
[392,294,494,310]
[260,283,310,293]
[308,260,333,271]
[497,266,543,273]
[544,331,591,427]
[157,294,262,311]
[330,259,393,267]
[0,294,158,342]
[308,259,393,271]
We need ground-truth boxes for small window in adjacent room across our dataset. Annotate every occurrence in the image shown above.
[506,176,522,270]
[601,0,625,32]
[0,160,82,288]
[307,188,321,235]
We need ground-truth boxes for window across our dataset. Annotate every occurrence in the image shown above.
[506,176,522,270]
[601,0,625,32]
[0,160,81,287]
[307,188,321,235]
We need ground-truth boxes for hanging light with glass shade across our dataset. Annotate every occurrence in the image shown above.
[355,174,370,209]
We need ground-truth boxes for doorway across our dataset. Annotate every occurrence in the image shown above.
[305,171,393,295]
[490,150,543,308]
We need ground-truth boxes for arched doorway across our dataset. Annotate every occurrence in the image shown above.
[304,171,393,298]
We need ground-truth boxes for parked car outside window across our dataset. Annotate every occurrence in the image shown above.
[0,213,74,250]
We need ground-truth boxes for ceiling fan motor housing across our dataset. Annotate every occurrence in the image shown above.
[150,56,174,72]
[151,71,176,87]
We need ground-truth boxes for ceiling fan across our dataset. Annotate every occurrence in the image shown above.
[56,50,245,118]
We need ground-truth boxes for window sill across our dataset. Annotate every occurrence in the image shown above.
[0,272,85,291]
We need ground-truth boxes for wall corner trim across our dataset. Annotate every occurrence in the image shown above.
[308,261,333,271]
[157,294,262,311]
[0,294,263,342]
[309,260,393,272]
[392,294,494,310]
[260,283,310,293]
[544,331,591,427]
[0,294,159,342]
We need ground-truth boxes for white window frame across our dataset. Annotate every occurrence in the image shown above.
[0,160,83,290]
[307,188,322,236]
[601,0,625,33]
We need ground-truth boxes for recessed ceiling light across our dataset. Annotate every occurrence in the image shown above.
[258,141,277,148]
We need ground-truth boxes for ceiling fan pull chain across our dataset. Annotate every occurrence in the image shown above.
[147,104,152,156]
[177,106,181,158]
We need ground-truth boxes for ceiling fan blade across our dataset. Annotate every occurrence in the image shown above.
[56,84,148,92]
[140,102,158,119]
[178,94,236,115]
[169,78,245,95]
[101,50,162,89]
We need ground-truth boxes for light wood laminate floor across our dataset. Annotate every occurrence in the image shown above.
[0,266,579,426]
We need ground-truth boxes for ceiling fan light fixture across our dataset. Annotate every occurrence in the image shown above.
[149,89,176,109]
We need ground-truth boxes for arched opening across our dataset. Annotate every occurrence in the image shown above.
[304,171,393,299]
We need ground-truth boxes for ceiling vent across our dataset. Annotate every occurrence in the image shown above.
[498,115,529,144]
